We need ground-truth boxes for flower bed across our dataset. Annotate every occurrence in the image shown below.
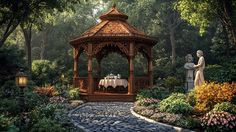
[134,82,236,131]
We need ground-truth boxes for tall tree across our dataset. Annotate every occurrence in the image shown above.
[19,0,80,73]
[0,0,79,47]
[176,0,236,46]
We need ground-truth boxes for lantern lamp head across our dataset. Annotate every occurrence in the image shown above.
[16,69,28,88]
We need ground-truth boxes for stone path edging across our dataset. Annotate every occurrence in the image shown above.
[130,107,195,132]
[68,103,88,132]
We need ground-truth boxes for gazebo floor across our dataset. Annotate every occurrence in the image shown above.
[80,92,135,102]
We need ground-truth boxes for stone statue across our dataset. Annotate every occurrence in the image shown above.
[194,50,205,86]
[184,54,195,91]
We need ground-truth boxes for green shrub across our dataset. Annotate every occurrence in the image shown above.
[136,86,169,101]
[159,93,193,115]
[0,80,19,98]
[29,103,64,123]
[163,76,182,91]
[175,117,201,129]
[30,118,65,132]
[0,114,19,131]
[187,90,196,107]
[205,63,236,82]
[0,98,20,115]
[32,60,58,86]
[25,92,48,110]
[0,45,26,87]
[139,98,160,107]
[68,88,80,100]
[213,102,236,114]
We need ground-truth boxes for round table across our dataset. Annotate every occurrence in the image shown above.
[99,78,128,88]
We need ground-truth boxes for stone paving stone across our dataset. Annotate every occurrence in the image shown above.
[70,102,181,132]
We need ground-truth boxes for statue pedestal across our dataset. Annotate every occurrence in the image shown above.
[185,80,194,91]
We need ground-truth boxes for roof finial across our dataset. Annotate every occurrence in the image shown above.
[112,2,116,8]
[112,0,117,8]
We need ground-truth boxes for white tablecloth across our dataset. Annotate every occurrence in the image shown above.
[99,79,128,88]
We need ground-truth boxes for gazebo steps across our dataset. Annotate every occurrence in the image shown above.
[80,92,135,102]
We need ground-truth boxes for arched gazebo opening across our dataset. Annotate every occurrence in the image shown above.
[70,5,157,101]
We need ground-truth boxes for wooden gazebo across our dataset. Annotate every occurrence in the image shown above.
[70,5,157,101]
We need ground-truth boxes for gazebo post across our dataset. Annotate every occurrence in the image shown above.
[148,57,153,88]
[87,44,94,94]
[128,42,134,95]
[73,47,79,87]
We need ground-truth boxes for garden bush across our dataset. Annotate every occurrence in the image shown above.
[194,82,236,112]
[29,103,64,123]
[0,98,20,115]
[33,86,58,97]
[201,111,236,132]
[139,98,160,108]
[68,88,80,100]
[187,90,196,107]
[136,86,169,101]
[163,76,182,91]
[0,45,26,87]
[0,114,19,131]
[150,112,182,124]
[30,118,65,132]
[175,117,201,129]
[213,102,236,114]
[205,63,236,82]
[32,60,58,86]
[25,92,49,110]
[159,93,193,115]
[0,80,19,98]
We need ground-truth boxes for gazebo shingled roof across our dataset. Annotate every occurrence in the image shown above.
[70,5,157,46]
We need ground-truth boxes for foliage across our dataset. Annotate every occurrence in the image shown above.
[205,63,236,82]
[29,103,64,123]
[175,117,201,129]
[194,82,236,112]
[30,117,65,132]
[187,90,196,107]
[0,45,26,86]
[25,91,49,110]
[68,88,80,100]
[33,86,58,97]
[136,86,170,101]
[0,114,18,131]
[175,0,236,45]
[213,102,236,114]
[201,111,236,132]
[32,60,58,86]
[139,98,160,107]
[163,76,182,91]
[0,98,20,116]
[49,96,67,103]
[0,80,19,98]
[159,93,193,115]
[150,112,182,124]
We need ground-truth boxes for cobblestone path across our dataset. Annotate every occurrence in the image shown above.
[70,102,182,132]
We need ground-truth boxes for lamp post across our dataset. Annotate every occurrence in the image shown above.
[15,69,28,130]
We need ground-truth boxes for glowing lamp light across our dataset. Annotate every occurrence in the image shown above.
[16,69,28,88]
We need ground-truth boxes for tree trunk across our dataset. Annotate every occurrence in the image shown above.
[0,22,20,47]
[170,28,176,66]
[40,31,46,60]
[219,0,236,45]
[21,25,32,74]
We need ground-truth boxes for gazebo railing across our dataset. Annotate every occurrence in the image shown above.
[74,76,150,94]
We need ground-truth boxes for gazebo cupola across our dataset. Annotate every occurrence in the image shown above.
[70,5,157,101]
